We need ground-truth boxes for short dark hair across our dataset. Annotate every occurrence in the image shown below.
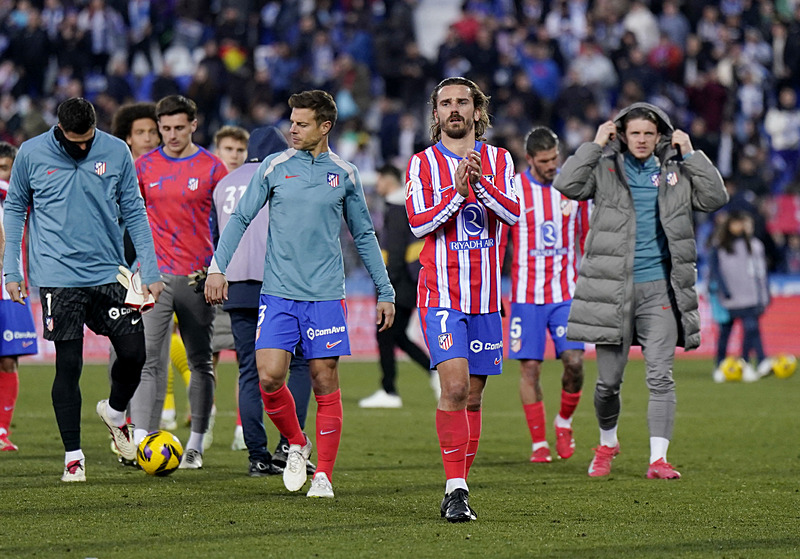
[377,164,402,183]
[621,107,660,133]
[525,126,559,156]
[288,90,337,128]
[111,102,157,140]
[214,125,250,147]
[156,95,197,121]
[0,141,17,161]
[57,97,96,134]
[429,77,491,142]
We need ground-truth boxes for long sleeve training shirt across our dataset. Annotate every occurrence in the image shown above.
[213,148,394,303]
[3,127,160,287]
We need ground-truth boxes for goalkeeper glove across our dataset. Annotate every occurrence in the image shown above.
[188,266,208,294]
[116,266,156,313]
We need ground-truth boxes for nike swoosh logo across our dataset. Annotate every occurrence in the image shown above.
[662,306,671,310]
[285,175,299,179]
[131,317,141,325]
[3,406,13,411]
[22,341,34,347]
[443,449,460,455]
[265,410,280,415]
[494,357,501,365]
[47,169,58,175]
[326,340,342,349]
[148,182,159,188]
[320,429,337,435]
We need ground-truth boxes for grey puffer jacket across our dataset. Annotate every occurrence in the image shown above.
[553,103,728,349]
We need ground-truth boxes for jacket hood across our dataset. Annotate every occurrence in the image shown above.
[247,126,289,161]
[611,102,678,160]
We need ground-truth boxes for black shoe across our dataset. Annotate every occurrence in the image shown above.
[274,442,316,474]
[440,488,473,523]
[272,443,289,469]
[118,456,141,470]
[249,459,283,477]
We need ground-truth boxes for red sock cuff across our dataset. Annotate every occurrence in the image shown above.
[523,401,547,443]
[315,389,342,408]
[559,390,582,419]
[261,384,304,446]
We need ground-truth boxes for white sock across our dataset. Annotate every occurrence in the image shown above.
[106,404,126,426]
[161,408,176,421]
[133,428,148,446]
[65,449,84,464]
[532,441,549,451]
[649,436,670,464]
[233,425,243,437]
[599,426,618,448]
[187,431,205,452]
[554,414,572,429]
[445,478,468,495]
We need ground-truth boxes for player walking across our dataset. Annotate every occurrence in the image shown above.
[508,127,589,463]
[406,77,520,522]
[3,98,163,481]
[205,90,395,498]
[129,95,228,468]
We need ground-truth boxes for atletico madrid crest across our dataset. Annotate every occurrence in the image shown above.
[438,333,453,351]
[327,172,339,188]
[666,171,678,186]
[46,317,54,331]
[94,161,106,176]
[188,178,199,191]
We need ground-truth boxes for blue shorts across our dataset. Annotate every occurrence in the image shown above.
[0,299,38,357]
[418,307,503,375]
[509,301,584,360]
[255,294,350,359]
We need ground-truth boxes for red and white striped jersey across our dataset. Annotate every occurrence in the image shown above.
[509,170,590,305]
[406,140,520,314]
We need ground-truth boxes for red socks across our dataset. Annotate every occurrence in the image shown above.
[559,390,581,420]
[523,401,546,443]
[465,409,481,477]
[0,372,19,433]
[315,389,343,480]
[436,409,469,480]
[260,384,305,446]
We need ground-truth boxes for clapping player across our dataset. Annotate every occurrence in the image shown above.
[406,77,520,522]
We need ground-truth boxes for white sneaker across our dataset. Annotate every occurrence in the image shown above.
[231,426,246,451]
[757,357,775,378]
[712,367,725,383]
[430,370,441,401]
[742,362,760,383]
[358,389,402,408]
[61,460,86,482]
[178,448,203,469]
[203,405,216,451]
[160,409,178,431]
[96,400,136,461]
[283,434,312,491]
[307,471,334,498]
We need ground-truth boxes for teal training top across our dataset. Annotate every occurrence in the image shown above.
[624,152,669,284]
[3,127,160,287]
[212,148,394,303]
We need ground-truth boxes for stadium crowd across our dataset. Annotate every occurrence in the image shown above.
[0,0,798,273]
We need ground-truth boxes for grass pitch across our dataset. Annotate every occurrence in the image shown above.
[1,357,798,558]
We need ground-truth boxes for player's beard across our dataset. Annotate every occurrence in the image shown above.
[441,116,474,140]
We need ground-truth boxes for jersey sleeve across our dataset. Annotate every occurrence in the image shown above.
[405,152,466,238]
[117,151,161,284]
[472,146,520,226]
[211,159,270,274]
[343,165,394,303]
[2,149,31,284]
